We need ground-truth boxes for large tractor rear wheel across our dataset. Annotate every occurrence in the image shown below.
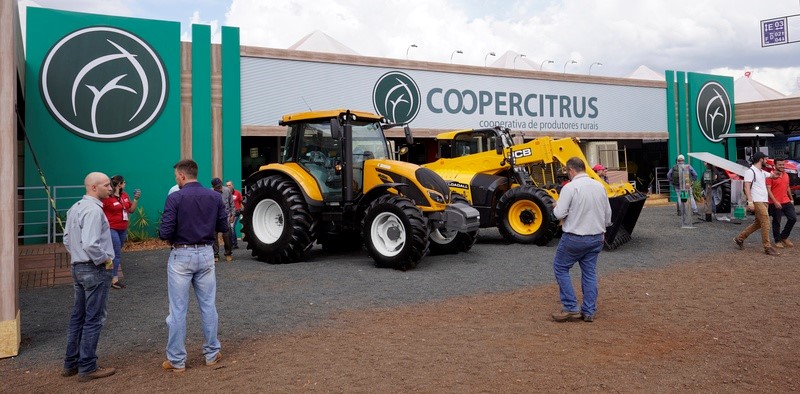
[715,175,732,214]
[428,194,478,255]
[362,195,430,270]
[241,175,317,264]
[496,186,558,245]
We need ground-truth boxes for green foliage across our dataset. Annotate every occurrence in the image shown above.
[127,207,151,242]
[693,180,704,202]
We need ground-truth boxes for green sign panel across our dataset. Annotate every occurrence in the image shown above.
[25,8,181,238]
[665,71,735,202]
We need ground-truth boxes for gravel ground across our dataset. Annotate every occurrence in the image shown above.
[6,204,789,371]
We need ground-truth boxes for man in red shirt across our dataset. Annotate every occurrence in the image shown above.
[767,158,796,248]
[226,180,243,249]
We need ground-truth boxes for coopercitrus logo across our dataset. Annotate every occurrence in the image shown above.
[40,26,168,141]
[372,71,420,124]
[695,81,732,142]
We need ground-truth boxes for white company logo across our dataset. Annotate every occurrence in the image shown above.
[372,71,421,124]
[695,81,732,142]
[40,26,168,141]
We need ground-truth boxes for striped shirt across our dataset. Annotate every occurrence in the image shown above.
[553,173,612,236]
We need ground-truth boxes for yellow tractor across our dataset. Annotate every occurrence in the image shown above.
[241,110,480,270]
[422,127,646,249]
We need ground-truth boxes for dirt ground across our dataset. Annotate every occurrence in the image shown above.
[4,246,799,392]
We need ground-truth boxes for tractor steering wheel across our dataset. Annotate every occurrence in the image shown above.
[306,150,327,166]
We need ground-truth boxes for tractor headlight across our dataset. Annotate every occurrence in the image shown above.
[427,190,445,204]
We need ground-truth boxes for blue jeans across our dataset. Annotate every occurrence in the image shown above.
[166,245,221,368]
[552,233,604,317]
[110,229,127,278]
[64,263,112,374]
[229,214,239,247]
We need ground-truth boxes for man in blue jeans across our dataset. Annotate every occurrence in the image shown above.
[551,157,612,323]
[159,160,228,371]
[62,172,117,382]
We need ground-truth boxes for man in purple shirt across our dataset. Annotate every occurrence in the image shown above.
[159,159,228,372]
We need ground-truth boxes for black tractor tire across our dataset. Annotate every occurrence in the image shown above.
[362,195,430,270]
[428,194,479,255]
[241,175,317,264]
[496,186,558,246]
[716,178,732,214]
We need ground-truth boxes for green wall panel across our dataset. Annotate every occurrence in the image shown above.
[222,26,242,187]
[24,8,181,238]
[664,70,736,202]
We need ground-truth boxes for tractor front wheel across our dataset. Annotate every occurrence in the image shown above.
[362,195,429,270]
[428,194,479,255]
[496,186,558,245]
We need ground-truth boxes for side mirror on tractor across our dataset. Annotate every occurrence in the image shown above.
[330,118,342,139]
[404,124,414,145]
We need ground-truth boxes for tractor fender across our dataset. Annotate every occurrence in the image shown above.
[468,173,510,208]
[243,163,324,212]
[359,182,406,208]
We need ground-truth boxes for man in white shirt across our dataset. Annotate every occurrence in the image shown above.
[734,152,780,256]
[551,157,612,323]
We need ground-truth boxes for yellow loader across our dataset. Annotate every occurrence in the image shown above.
[422,127,646,249]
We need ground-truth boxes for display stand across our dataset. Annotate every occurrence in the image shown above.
[678,165,696,228]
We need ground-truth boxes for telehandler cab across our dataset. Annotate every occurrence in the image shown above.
[241,110,480,270]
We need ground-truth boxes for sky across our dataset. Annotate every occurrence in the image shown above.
[18,0,800,94]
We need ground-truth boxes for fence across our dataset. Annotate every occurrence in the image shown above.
[17,185,83,244]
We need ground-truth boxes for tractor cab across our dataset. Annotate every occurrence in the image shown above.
[436,128,505,159]
[281,114,390,201]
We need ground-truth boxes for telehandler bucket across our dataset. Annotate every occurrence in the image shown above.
[604,190,647,250]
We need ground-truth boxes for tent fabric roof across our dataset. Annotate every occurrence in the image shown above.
[733,75,785,103]
[627,65,663,81]
[488,50,541,71]
[288,30,359,55]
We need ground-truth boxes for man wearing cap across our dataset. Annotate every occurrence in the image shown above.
[734,152,781,256]
[666,154,698,215]
[159,159,227,371]
[211,177,234,262]
[592,164,610,183]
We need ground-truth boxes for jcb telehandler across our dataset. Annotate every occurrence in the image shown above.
[422,127,646,250]
[241,110,480,270]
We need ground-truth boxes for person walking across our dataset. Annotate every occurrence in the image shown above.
[226,180,243,249]
[551,157,612,323]
[211,177,234,262]
[159,160,227,372]
[101,175,141,289]
[734,152,781,256]
[666,154,698,215]
[766,158,796,249]
[62,172,117,382]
